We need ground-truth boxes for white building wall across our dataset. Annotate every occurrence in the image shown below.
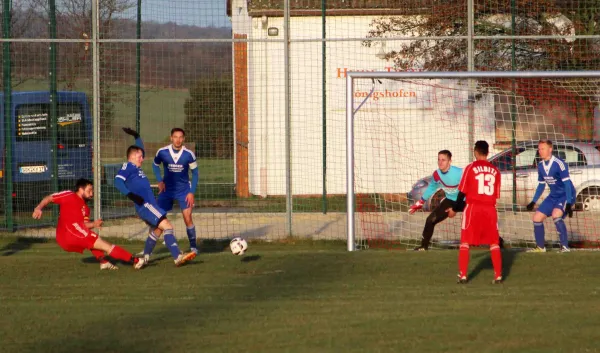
[245,15,497,196]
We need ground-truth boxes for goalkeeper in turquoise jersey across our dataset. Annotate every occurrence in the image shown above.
[409,150,504,251]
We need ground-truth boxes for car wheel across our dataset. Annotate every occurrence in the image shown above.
[576,187,600,212]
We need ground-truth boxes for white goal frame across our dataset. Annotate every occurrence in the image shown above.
[346,71,600,251]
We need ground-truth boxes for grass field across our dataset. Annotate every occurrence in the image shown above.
[1,237,600,353]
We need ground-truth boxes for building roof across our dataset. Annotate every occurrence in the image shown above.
[242,0,443,17]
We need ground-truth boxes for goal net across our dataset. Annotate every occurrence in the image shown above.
[347,72,600,251]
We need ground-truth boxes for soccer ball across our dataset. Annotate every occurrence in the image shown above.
[230,237,248,256]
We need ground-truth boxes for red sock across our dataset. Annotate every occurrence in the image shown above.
[458,243,470,278]
[108,245,134,263]
[490,244,502,278]
[90,249,107,264]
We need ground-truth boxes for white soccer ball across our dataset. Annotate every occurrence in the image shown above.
[230,237,248,256]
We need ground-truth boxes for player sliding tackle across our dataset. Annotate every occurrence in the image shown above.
[114,127,196,267]
[32,178,147,270]
[409,150,504,250]
[447,141,502,284]
[526,139,575,253]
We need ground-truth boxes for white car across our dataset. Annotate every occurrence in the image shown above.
[408,141,600,212]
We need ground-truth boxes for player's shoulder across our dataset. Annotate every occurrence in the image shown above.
[155,145,170,157]
[182,146,197,160]
[553,156,567,170]
[449,165,463,173]
[52,190,74,199]
[120,162,137,172]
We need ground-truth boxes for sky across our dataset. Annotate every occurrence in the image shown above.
[125,0,232,28]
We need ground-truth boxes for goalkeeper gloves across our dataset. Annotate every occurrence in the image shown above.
[565,203,573,218]
[526,201,536,211]
[122,127,140,139]
[409,199,425,214]
[127,192,145,206]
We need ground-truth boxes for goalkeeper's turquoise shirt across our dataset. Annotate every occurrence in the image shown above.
[421,165,463,202]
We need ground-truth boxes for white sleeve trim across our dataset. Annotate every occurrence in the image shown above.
[562,177,570,182]
[115,175,126,181]
[189,161,198,170]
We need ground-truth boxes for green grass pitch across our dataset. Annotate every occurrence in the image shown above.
[1,237,600,353]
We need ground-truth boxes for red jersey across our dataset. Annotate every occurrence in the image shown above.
[458,160,501,206]
[51,191,90,228]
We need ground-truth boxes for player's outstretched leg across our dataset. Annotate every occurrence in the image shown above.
[142,228,161,259]
[490,243,502,284]
[457,243,470,283]
[415,204,449,251]
[93,237,146,269]
[90,248,118,270]
[158,219,196,267]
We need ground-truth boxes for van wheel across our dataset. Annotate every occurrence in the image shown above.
[576,187,600,212]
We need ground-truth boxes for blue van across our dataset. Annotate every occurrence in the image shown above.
[0,91,93,211]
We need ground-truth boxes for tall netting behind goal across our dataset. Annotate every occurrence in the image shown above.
[348,73,600,251]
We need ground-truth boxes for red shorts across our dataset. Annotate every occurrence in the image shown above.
[460,203,499,246]
[56,223,98,254]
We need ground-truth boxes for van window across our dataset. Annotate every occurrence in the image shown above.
[15,103,86,146]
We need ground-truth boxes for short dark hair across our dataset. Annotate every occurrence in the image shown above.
[171,128,185,136]
[74,178,93,191]
[438,150,452,159]
[474,140,490,156]
[538,139,553,148]
[127,145,145,158]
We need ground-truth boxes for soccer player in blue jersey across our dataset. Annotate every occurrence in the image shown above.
[114,127,196,266]
[410,149,504,251]
[147,128,199,255]
[526,139,575,253]
[409,150,464,251]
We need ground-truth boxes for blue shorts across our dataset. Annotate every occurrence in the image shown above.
[135,202,167,227]
[537,196,567,218]
[157,190,191,212]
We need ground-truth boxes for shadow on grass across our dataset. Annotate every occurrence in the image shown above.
[468,248,520,282]
[1,237,49,256]
[31,246,352,352]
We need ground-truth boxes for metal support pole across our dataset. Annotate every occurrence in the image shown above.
[321,0,327,214]
[467,0,475,160]
[284,0,292,236]
[3,0,13,230]
[135,0,141,134]
[346,76,355,251]
[92,0,102,222]
[48,0,58,222]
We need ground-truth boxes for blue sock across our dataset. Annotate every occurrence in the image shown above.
[143,231,158,255]
[186,225,197,250]
[533,222,545,248]
[163,229,181,259]
[554,218,569,247]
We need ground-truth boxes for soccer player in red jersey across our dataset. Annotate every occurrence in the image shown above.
[447,141,502,284]
[32,178,147,270]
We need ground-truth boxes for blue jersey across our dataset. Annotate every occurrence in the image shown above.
[154,145,198,194]
[115,162,155,203]
[422,165,463,201]
[537,156,573,199]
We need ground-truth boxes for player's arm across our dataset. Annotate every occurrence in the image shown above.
[559,162,575,217]
[409,172,440,214]
[449,166,472,215]
[152,152,165,193]
[122,127,145,158]
[32,194,54,219]
[185,156,199,208]
[114,166,145,205]
[84,218,103,229]
[527,169,546,211]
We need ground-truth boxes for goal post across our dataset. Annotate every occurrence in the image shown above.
[346,71,600,252]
